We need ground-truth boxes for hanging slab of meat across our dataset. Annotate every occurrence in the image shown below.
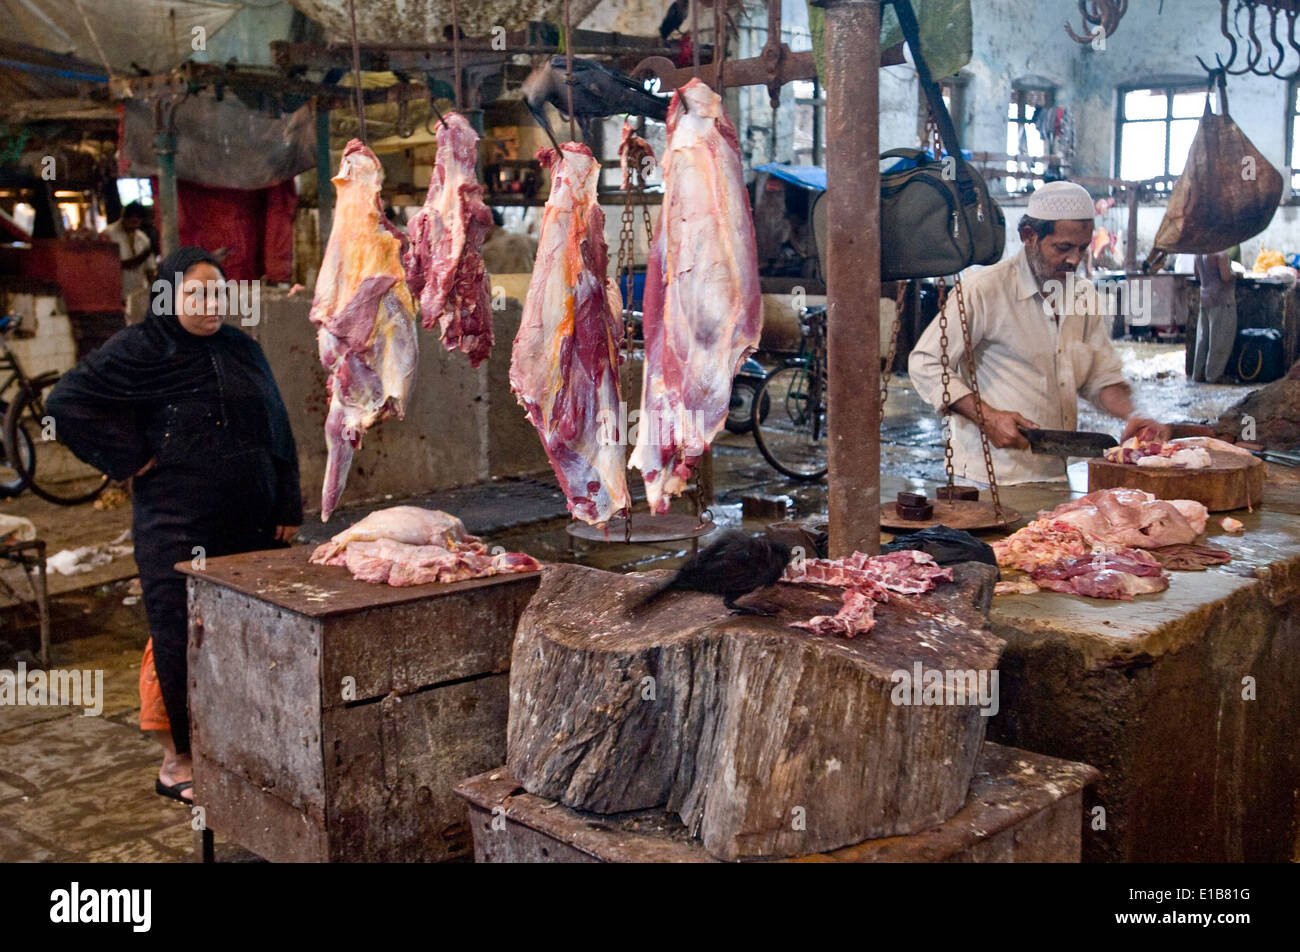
[1042,488,1208,548]
[509,143,630,526]
[629,79,762,514]
[310,140,418,521]
[782,550,954,638]
[403,112,494,367]
[310,505,540,587]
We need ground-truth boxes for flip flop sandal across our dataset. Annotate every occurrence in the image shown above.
[155,779,194,804]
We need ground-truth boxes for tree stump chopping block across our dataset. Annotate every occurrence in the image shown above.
[506,561,1003,861]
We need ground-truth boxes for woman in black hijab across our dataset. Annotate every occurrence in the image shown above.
[48,247,302,803]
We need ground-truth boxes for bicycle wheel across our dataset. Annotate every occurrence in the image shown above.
[0,398,34,497]
[4,374,110,505]
[751,365,828,480]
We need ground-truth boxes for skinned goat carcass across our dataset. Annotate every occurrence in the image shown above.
[629,79,762,514]
[509,143,630,526]
[404,112,494,367]
[310,140,418,521]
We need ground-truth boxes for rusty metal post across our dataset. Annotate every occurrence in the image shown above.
[819,0,881,558]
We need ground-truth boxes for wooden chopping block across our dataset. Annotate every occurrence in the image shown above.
[1087,450,1265,512]
[505,561,1003,862]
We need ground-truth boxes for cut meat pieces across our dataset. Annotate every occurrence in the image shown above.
[629,79,762,514]
[310,506,540,587]
[1041,488,1208,548]
[1031,551,1170,599]
[509,143,630,526]
[784,550,953,638]
[310,139,418,521]
[403,112,494,367]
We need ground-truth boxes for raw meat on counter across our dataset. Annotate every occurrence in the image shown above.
[1030,551,1168,600]
[310,140,419,521]
[509,143,630,526]
[1042,488,1208,548]
[629,79,762,514]
[782,550,953,638]
[310,506,539,587]
[403,112,494,367]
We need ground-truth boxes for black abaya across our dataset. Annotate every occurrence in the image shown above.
[47,252,302,752]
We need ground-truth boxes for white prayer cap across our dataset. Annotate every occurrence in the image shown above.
[1026,181,1095,221]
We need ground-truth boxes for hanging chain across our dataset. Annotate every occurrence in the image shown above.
[936,279,955,487]
[879,280,908,420]
[953,274,1006,524]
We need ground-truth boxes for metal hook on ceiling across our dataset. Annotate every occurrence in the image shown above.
[1197,0,1239,76]
[1257,2,1287,77]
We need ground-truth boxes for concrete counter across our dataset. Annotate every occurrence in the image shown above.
[977,477,1300,862]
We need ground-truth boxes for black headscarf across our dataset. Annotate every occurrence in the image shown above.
[46,247,299,489]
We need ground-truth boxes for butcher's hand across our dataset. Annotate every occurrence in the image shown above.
[951,395,1035,449]
[274,525,300,543]
[1122,416,1171,443]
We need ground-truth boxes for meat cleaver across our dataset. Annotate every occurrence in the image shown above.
[1019,427,1118,458]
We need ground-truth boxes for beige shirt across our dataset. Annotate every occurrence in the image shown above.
[908,249,1127,484]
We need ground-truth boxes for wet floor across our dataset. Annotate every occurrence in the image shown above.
[0,341,1264,861]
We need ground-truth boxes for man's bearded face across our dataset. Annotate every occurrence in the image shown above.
[1024,219,1093,290]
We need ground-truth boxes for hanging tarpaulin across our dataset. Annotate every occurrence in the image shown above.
[120,95,316,191]
[807,0,971,84]
[284,0,605,43]
[1,0,242,75]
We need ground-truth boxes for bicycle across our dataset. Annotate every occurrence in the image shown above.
[751,305,829,480]
[0,313,109,504]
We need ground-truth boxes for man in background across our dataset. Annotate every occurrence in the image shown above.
[103,202,156,324]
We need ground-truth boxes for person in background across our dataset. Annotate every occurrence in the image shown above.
[1192,250,1238,384]
[102,202,156,325]
[46,247,302,803]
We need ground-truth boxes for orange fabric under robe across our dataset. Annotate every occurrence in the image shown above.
[138,638,170,732]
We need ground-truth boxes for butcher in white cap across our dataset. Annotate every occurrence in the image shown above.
[909,180,1169,484]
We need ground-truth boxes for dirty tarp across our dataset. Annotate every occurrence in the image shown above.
[1,0,240,75]
[807,0,972,85]
[120,95,316,191]
[285,0,603,42]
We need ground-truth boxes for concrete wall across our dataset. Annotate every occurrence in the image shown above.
[249,291,488,518]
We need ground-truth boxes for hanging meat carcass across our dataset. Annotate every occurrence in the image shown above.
[629,78,762,513]
[509,143,630,525]
[403,112,495,367]
[310,139,418,521]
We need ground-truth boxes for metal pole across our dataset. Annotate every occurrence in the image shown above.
[821,0,881,558]
[153,99,180,256]
[315,102,334,246]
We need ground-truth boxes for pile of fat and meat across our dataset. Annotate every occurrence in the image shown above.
[992,488,1230,599]
[310,506,538,586]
